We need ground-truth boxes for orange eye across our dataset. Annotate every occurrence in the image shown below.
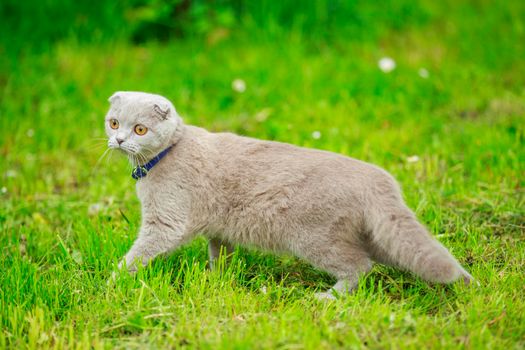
[134,124,148,136]
[109,119,119,129]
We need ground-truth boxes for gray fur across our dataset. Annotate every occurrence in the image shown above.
[105,91,473,297]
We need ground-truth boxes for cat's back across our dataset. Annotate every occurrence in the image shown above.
[210,130,387,181]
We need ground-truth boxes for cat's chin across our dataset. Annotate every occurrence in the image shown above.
[112,144,164,164]
[113,147,141,162]
[125,151,155,167]
[115,146,138,156]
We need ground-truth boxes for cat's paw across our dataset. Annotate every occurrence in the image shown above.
[106,271,118,286]
[107,261,138,286]
[462,273,481,287]
[314,291,337,301]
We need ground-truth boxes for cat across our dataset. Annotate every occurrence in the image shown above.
[105,91,473,299]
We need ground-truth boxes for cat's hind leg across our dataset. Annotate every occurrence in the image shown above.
[298,241,372,300]
[315,279,367,300]
[208,238,234,269]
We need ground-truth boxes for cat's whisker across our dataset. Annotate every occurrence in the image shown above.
[127,154,138,170]
[137,152,148,166]
[88,144,109,152]
[87,139,108,144]
[134,154,141,168]
[90,147,114,177]
[133,154,141,166]
[106,147,115,164]
[83,139,109,150]
[106,151,115,169]
[90,141,108,147]
[142,146,157,158]
[139,145,154,152]
[87,138,109,145]
[95,148,112,167]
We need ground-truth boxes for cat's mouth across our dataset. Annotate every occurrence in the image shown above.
[115,145,152,165]
[119,146,141,158]
[109,141,137,155]
[108,140,156,164]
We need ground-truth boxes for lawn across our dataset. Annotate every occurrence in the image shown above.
[1,1,524,349]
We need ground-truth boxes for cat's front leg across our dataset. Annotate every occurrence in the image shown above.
[119,219,188,274]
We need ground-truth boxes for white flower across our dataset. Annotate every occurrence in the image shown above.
[255,108,271,122]
[88,203,102,216]
[1,187,6,194]
[312,131,322,139]
[406,155,420,163]
[71,250,83,264]
[232,79,246,93]
[378,57,396,73]
[26,129,35,138]
[418,68,429,79]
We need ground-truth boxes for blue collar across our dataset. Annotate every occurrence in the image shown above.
[132,145,173,180]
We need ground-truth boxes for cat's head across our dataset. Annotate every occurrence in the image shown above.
[105,91,182,163]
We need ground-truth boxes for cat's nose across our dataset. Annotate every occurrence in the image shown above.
[116,137,124,145]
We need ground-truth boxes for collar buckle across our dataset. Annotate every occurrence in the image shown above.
[132,165,148,180]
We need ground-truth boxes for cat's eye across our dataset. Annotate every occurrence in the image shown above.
[109,119,119,129]
[134,124,148,136]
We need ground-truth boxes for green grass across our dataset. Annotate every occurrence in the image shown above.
[1,1,524,349]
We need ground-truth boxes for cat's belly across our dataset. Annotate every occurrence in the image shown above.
[202,212,296,253]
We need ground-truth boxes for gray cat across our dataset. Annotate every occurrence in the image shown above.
[105,91,473,299]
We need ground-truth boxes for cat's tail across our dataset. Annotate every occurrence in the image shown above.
[368,203,473,285]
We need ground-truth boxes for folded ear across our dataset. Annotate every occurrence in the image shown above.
[108,92,122,104]
[152,102,172,120]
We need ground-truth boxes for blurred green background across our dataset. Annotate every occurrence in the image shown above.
[1,1,524,349]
